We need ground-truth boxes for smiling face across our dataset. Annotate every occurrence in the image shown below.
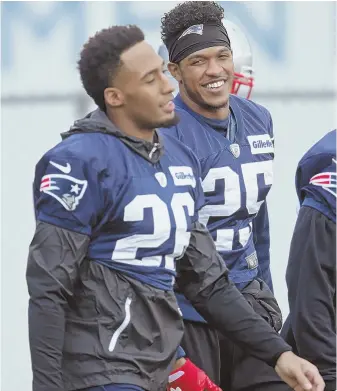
[105,40,178,131]
[168,46,234,118]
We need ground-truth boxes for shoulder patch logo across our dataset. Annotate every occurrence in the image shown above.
[310,170,337,198]
[40,174,88,211]
[230,143,240,158]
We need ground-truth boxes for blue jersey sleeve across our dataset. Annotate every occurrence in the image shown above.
[296,161,336,223]
[34,154,106,235]
[295,130,336,222]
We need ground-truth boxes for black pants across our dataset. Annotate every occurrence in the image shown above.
[181,320,221,385]
[181,279,292,391]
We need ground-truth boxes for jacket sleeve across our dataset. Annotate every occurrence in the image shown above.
[286,205,336,387]
[253,201,273,292]
[26,222,90,391]
[28,152,106,391]
[176,221,292,367]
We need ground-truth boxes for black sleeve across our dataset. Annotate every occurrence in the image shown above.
[286,206,336,387]
[26,221,90,391]
[176,221,292,367]
[253,201,274,292]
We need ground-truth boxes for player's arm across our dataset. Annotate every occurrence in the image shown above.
[286,204,336,390]
[27,223,89,391]
[176,220,289,365]
[26,154,104,391]
[253,201,273,292]
[176,221,325,391]
[176,161,287,366]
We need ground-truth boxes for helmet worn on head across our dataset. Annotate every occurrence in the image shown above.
[158,19,254,100]
[222,19,254,100]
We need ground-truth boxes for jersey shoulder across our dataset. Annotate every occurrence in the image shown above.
[160,105,206,139]
[160,131,202,174]
[230,95,273,137]
[159,105,215,161]
[34,133,125,216]
[36,132,130,183]
[296,129,336,220]
[40,133,111,168]
[298,130,336,175]
[33,133,117,234]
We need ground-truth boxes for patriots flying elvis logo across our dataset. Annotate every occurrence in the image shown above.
[309,159,337,197]
[40,173,88,211]
[178,24,204,40]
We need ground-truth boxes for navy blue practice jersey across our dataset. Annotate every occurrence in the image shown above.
[296,129,336,223]
[281,130,336,388]
[33,125,204,291]
[161,94,273,284]
[160,94,274,321]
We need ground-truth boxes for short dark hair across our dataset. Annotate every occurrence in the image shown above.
[161,1,224,47]
[78,25,144,110]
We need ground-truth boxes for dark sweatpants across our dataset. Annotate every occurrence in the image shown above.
[181,320,221,385]
[181,279,292,391]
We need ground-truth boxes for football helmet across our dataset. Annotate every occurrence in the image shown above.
[223,19,254,99]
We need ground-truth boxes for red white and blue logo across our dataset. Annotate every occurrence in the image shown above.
[40,173,88,211]
[310,160,337,197]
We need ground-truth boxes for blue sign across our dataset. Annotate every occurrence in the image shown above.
[1,2,85,69]
[2,1,289,71]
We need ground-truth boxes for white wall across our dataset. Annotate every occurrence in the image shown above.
[1,2,336,390]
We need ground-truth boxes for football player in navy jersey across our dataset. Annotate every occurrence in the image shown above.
[281,130,336,391]
[26,24,324,391]
[159,2,295,390]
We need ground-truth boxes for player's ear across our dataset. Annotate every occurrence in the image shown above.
[104,87,124,108]
[167,62,182,83]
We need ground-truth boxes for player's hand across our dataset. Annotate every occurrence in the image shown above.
[167,358,222,391]
[275,351,325,391]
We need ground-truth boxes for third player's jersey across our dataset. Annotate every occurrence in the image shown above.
[160,94,274,321]
[281,130,336,388]
[295,129,336,223]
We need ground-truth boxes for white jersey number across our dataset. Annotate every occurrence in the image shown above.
[111,193,195,271]
[199,161,273,251]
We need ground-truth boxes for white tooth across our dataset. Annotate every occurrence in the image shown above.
[206,80,224,89]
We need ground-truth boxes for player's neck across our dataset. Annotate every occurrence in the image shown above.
[107,111,155,142]
[179,90,230,121]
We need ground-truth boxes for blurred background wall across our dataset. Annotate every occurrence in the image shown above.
[1,2,336,390]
